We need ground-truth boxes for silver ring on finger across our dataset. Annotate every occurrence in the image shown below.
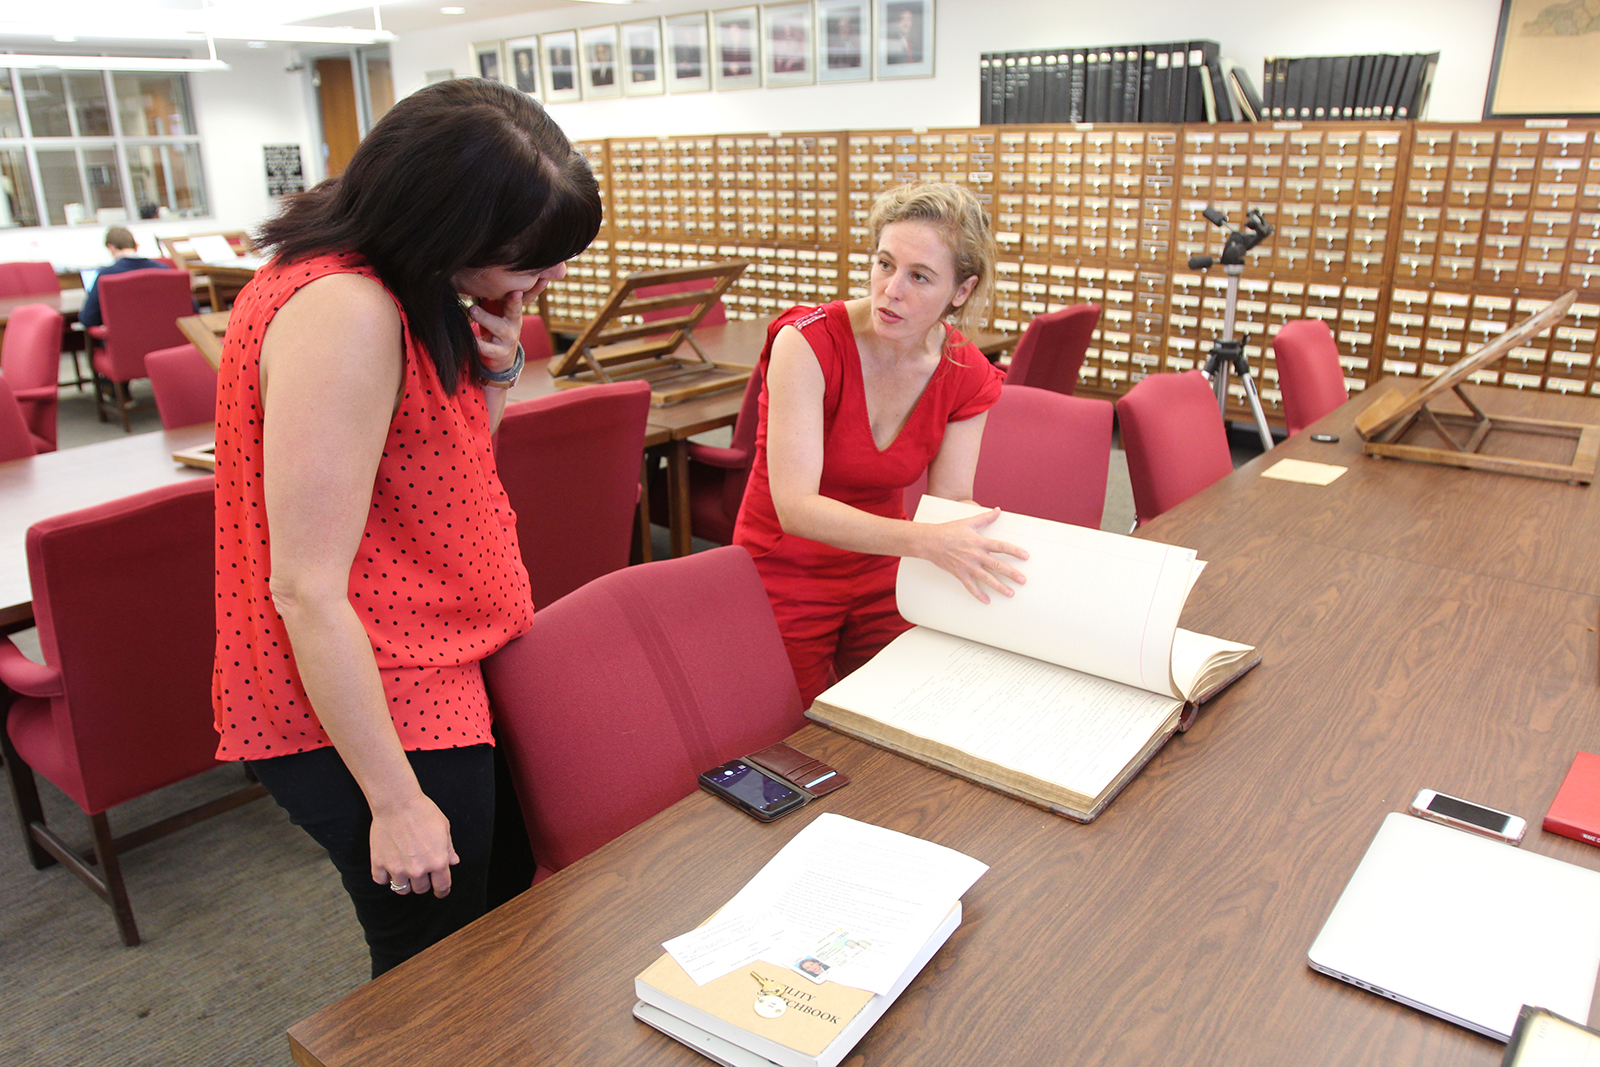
[390,880,408,893]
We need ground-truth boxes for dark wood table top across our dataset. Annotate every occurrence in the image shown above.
[288,383,1600,1067]
[0,424,216,630]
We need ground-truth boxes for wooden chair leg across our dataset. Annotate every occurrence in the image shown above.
[88,812,140,947]
[0,725,57,871]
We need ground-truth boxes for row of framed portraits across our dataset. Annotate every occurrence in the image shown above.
[472,0,935,102]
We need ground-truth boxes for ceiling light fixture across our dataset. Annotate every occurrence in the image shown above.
[1,53,232,72]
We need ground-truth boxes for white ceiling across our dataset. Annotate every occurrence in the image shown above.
[0,0,650,49]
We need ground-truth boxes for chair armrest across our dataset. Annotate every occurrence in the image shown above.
[0,638,62,698]
[87,325,108,340]
[12,386,54,403]
[686,442,751,470]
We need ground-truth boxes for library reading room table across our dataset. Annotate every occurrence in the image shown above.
[287,380,1600,1067]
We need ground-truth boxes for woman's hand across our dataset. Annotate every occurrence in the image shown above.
[370,793,459,898]
[919,506,1028,604]
[469,290,525,376]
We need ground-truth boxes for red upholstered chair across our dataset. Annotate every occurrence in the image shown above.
[1003,303,1101,395]
[0,261,60,297]
[0,303,65,451]
[519,313,555,362]
[904,385,1114,529]
[145,343,218,429]
[0,478,266,946]
[652,360,764,546]
[494,380,651,609]
[1272,318,1349,437]
[0,374,38,462]
[88,267,194,432]
[482,546,805,874]
[1116,370,1234,528]
[635,278,728,326]
[994,389,1113,529]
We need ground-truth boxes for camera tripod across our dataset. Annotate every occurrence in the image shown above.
[1187,206,1276,452]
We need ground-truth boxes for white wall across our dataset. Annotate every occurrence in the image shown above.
[391,0,1504,140]
[0,43,313,270]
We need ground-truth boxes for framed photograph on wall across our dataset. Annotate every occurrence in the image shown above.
[712,6,761,90]
[472,41,505,83]
[506,36,541,97]
[542,30,581,102]
[621,19,665,96]
[874,0,933,79]
[665,12,712,93]
[1485,0,1600,117]
[580,24,622,99]
[762,2,814,87]
[816,0,869,83]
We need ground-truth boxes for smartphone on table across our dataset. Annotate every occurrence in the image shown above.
[698,758,808,822]
[1408,788,1526,845]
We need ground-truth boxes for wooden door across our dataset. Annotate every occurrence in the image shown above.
[315,57,360,177]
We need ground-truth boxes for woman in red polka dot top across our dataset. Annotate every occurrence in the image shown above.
[211,79,601,977]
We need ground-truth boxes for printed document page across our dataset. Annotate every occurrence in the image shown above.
[898,497,1201,697]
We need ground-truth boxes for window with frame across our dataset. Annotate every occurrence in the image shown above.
[0,66,209,228]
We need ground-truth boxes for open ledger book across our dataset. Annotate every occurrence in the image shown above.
[806,497,1260,822]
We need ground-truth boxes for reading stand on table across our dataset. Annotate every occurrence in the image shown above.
[1355,290,1600,483]
[549,262,752,406]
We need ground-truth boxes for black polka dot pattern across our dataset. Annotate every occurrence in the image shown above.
[211,252,535,760]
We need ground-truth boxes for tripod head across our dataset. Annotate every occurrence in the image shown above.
[1187,206,1274,270]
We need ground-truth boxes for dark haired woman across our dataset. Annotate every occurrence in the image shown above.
[211,79,602,976]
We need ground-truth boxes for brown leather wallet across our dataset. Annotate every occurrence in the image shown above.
[745,742,850,798]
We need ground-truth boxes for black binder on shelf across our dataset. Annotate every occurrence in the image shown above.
[1026,51,1047,122]
[1167,44,1189,123]
[1372,53,1398,118]
[1043,52,1063,122]
[1327,56,1350,120]
[1282,57,1304,119]
[1352,54,1375,118]
[1312,55,1334,118]
[1001,54,1020,124]
[1206,59,1234,123]
[1223,58,1263,121]
[1138,47,1160,122]
[1093,49,1114,122]
[1122,47,1143,123]
[1068,49,1087,122]
[1405,51,1440,119]
[1269,57,1288,118]
[979,54,995,124]
[1185,42,1214,122]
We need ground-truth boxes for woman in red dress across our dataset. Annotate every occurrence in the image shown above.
[735,183,1028,705]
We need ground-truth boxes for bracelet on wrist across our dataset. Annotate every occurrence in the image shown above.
[476,344,525,389]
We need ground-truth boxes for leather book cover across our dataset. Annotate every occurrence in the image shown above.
[1544,751,1600,847]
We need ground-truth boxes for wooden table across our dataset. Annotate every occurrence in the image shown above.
[287,381,1600,1067]
[0,424,215,630]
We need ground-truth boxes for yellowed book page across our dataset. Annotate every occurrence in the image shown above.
[899,496,1200,698]
[1171,628,1258,701]
[1260,457,1347,485]
[818,626,1181,802]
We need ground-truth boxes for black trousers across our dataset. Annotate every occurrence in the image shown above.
[249,742,534,978]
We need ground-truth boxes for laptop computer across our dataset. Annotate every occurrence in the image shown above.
[1308,812,1600,1041]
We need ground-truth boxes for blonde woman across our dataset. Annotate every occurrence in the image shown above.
[734,183,1028,704]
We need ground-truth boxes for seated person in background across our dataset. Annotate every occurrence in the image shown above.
[77,226,166,328]
[733,182,1028,706]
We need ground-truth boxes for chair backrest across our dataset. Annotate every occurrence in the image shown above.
[1116,370,1234,527]
[94,268,194,381]
[1272,318,1349,437]
[145,343,218,429]
[904,385,1114,528]
[482,546,805,872]
[0,374,38,461]
[1003,303,1101,395]
[635,278,728,327]
[0,261,61,297]
[519,313,555,362]
[494,380,651,609]
[24,477,222,814]
[0,302,64,450]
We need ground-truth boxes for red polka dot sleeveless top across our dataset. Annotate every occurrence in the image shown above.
[212,251,534,761]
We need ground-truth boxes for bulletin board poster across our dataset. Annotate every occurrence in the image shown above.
[264,144,306,198]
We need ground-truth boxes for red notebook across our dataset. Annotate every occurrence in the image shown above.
[1544,751,1600,847]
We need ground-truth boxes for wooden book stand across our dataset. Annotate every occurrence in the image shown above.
[548,261,752,406]
[1354,290,1600,483]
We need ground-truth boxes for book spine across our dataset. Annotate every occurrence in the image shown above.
[1167,44,1187,124]
[1122,45,1142,123]
[1543,814,1600,847]
[1069,50,1086,123]
[980,54,994,125]
[1002,54,1019,124]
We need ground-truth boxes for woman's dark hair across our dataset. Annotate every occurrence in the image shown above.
[256,78,602,393]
